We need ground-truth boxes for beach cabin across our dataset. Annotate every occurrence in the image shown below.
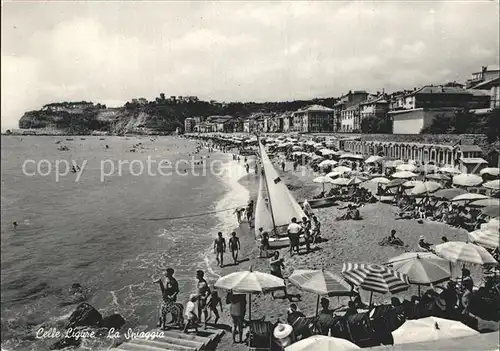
[457,157,488,174]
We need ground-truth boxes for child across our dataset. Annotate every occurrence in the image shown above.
[183,294,199,333]
[205,291,223,326]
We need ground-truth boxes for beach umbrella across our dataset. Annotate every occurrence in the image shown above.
[305,140,315,146]
[439,166,461,174]
[311,154,324,160]
[451,193,489,202]
[434,241,498,265]
[214,268,285,319]
[396,164,417,172]
[392,171,418,179]
[292,145,303,151]
[385,252,451,286]
[392,317,479,345]
[370,177,390,184]
[480,205,500,218]
[468,228,499,249]
[452,174,483,187]
[483,179,500,190]
[326,171,342,179]
[318,160,338,168]
[341,263,410,306]
[416,164,438,174]
[331,166,352,174]
[339,153,364,160]
[313,176,334,192]
[425,173,451,181]
[410,181,442,196]
[319,148,336,156]
[285,335,360,351]
[384,160,405,168]
[330,177,353,186]
[403,180,424,188]
[432,188,467,200]
[480,167,500,176]
[365,155,384,164]
[481,217,499,230]
[468,198,500,207]
[289,269,353,314]
[385,178,406,188]
[313,143,323,149]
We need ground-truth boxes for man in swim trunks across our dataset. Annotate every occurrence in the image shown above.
[196,270,211,326]
[154,267,179,328]
[214,232,226,267]
[228,232,241,264]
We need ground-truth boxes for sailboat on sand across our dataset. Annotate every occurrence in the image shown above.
[254,140,307,248]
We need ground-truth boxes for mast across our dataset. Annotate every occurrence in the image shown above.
[257,134,278,237]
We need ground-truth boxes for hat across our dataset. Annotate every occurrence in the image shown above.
[273,323,293,339]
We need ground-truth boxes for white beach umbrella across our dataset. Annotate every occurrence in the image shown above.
[319,148,336,156]
[326,171,342,179]
[452,174,483,187]
[425,173,451,181]
[330,166,352,174]
[468,198,500,207]
[439,166,461,174]
[480,167,500,176]
[385,252,451,285]
[318,160,338,168]
[468,228,499,249]
[339,153,364,160]
[483,179,500,190]
[292,145,303,151]
[403,180,424,188]
[370,177,390,184]
[305,140,316,146]
[285,335,360,351]
[432,188,467,200]
[450,193,489,202]
[313,176,334,192]
[331,177,364,186]
[481,217,499,230]
[410,181,443,195]
[392,317,479,345]
[313,143,324,149]
[434,241,498,265]
[396,164,417,172]
[384,160,405,168]
[392,171,418,179]
[365,155,384,164]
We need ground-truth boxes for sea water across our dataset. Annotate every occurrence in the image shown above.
[0,136,249,350]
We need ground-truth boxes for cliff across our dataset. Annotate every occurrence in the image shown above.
[17,97,340,135]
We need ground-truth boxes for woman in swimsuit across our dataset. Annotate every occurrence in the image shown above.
[154,268,179,328]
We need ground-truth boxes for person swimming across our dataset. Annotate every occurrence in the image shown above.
[13,221,18,229]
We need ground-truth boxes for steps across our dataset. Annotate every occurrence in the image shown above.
[112,327,225,351]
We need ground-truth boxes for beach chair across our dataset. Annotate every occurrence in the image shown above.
[290,316,318,340]
[344,312,373,347]
[247,318,273,351]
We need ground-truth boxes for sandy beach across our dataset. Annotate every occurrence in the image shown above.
[211,159,491,351]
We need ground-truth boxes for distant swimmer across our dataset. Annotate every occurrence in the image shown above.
[13,221,18,229]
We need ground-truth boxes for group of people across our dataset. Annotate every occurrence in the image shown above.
[154,268,249,342]
[287,215,321,255]
[233,200,254,227]
[213,231,241,267]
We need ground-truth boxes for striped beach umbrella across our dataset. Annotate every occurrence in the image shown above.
[468,228,499,250]
[453,174,483,187]
[434,241,498,265]
[289,269,353,315]
[341,263,410,300]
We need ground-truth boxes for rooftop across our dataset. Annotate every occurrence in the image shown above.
[458,145,483,153]
[459,157,488,164]
[470,76,500,90]
[411,85,472,96]
[297,104,334,112]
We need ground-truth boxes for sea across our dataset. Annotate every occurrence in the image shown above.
[0,135,250,350]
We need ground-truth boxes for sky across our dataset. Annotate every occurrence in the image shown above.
[2,1,499,130]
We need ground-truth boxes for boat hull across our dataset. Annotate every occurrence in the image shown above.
[259,235,306,249]
[306,196,338,209]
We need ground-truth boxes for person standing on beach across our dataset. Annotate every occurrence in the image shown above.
[301,216,311,253]
[233,208,245,224]
[246,200,254,227]
[226,292,246,343]
[269,252,287,298]
[196,270,211,325]
[183,294,199,334]
[258,227,269,258]
[245,163,250,173]
[214,232,226,267]
[228,232,241,264]
[154,268,179,328]
[287,217,301,256]
[281,160,285,172]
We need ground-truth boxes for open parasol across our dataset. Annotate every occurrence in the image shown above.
[452,174,483,187]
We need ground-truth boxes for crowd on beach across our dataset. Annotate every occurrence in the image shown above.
[158,134,500,349]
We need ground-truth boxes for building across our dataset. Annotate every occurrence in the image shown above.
[469,77,500,109]
[341,139,485,171]
[206,115,232,132]
[291,105,335,133]
[184,117,196,133]
[468,89,492,110]
[359,95,390,120]
[465,65,500,89]
[333,91,369,132]
[390,107,463,134]
[340,104,360,132]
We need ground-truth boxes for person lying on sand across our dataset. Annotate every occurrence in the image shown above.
[336,204,361,221]
[387,230,404,246]
[418,236,433,251]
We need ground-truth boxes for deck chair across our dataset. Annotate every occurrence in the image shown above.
[345,312,373,347]
[290,316,318,340]
[247,318,273,351]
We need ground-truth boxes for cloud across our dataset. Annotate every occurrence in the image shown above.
[1,1,499,130]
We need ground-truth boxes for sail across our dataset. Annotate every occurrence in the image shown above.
[258,142,306,228]
[254,175,274,239]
